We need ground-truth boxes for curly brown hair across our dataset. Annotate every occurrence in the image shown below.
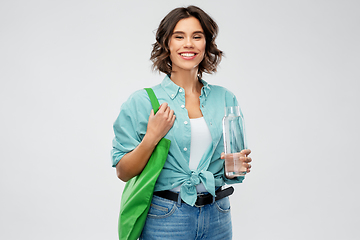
[150,6,223,78]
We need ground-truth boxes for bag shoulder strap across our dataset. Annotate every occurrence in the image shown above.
[144,88,160,114]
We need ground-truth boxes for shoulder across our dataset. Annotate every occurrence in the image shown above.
[119,88,152,117]
[204,81,240,107]
[126,88,149,103]
[209,84,235,95]
[121,82,164,112]
[200,78,235,95]
[127,82,163,100]
[206,82,237,99]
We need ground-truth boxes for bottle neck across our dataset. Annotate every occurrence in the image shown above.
[224,106,240,117]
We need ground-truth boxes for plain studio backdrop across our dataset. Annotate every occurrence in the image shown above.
[1,0,359,239]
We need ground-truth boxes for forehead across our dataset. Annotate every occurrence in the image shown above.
[173,16,204,33]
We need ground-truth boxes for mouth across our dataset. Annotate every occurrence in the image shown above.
[179,52,198,59]
[180,52,196,57]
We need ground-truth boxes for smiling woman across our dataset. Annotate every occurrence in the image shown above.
[150,6,223,79]
[111,5,252,240]
[169,17,206,74]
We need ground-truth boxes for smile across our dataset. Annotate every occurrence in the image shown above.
[180,53,196,57]
[179,52,198,60]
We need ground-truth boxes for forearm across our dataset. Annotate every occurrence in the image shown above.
[116,134,158,182]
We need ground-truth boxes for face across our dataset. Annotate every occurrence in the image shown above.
[168,17,206,73]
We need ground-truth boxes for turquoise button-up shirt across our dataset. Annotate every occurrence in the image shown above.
[111,75,247,206]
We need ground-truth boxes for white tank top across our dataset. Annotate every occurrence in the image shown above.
[172,117,212,193]
[189,117,212,170]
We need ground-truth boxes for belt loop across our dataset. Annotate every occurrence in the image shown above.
[212,195,215,204]
[177,192,182,207]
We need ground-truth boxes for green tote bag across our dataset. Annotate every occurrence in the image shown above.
[118,88,171,240]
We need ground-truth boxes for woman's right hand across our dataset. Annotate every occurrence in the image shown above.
[145,102,176,144]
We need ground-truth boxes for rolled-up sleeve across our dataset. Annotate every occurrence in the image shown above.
[111,90,149,167]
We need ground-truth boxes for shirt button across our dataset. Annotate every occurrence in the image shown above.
[184,121,188,125]
[181,105,185,108]
[183,147,188,151]
[171,94,174,98]
[179,89,183,93]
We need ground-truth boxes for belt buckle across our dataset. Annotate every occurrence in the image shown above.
[194,193,206,208]
[194,202,205,208]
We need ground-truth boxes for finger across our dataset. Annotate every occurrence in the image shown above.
[243,162,251,169]
[243,157,252,163]
[149,109,154,117]
[240,149,251,156]
[247,163,252,173]
[164,105,171,115]
[158,102,168,113]
[221,152,225,159]
[170,114,176,125]
[168,109,175,121]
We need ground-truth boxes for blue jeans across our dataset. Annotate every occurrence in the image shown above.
[140,194,232,240]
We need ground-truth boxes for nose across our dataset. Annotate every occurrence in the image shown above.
[183,37,194,48]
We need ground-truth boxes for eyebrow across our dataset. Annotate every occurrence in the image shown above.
[172,31,204,35]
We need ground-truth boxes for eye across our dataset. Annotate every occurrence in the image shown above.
[193,35,204,40]
[174,35,184,39]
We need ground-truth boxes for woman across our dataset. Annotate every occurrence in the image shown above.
[112,5,252,239]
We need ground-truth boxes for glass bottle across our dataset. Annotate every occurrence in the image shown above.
[222,106,247,178]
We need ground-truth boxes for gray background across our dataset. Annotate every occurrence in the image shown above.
[1,0,359,239]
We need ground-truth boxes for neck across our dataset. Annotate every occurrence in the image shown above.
[170,69,202,94]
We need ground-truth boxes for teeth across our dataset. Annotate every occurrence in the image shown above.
[181,53,195,57]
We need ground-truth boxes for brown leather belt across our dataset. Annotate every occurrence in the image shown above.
[153,186,234,207]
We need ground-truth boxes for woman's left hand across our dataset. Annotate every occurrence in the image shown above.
[221,149,252,173]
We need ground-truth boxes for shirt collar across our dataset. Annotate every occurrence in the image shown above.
[161,74,181,100]
[161,74,212,99]
[199,78,211,97]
